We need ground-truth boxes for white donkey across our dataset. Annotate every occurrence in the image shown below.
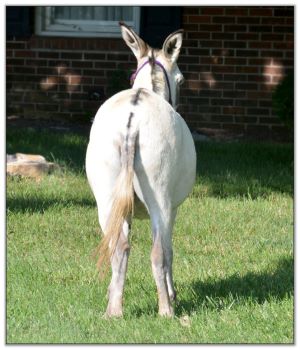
[86,22,196,318]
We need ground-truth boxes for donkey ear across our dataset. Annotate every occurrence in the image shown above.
[162,29,184,63]
[120,22,148,59]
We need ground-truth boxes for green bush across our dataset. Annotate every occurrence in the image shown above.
[272,72,294,130]
[106,69,131,97]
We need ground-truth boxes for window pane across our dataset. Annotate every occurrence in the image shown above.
[53,6,133,22]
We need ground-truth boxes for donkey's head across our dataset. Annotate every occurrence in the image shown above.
[120,22,184,110]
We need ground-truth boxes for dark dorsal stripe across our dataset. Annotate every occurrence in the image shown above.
[126,112,134,129]
[131,88,143,106]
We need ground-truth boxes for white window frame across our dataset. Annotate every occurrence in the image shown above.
[35,6,140,37]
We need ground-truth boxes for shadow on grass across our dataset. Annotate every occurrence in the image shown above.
[193,142,293,199]
[7,128,293,198]
[7,195,96,214]
[176,256,293,316]
[7,128,88,173]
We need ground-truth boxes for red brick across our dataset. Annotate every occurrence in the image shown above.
[247,91,272,99]
[262,17,285,25]
[61,52,82,60]
[15,50,36,58]
[199,24,222,32]
[273,42,293,50]
[188,48,211,56]
[236,50,259,57]
[225,8,248,16]
[211,115,234,123]
[223,74,247,82]
[273,26,293,34]
[261,33,284,41]
[211,98,234,106]
[223,106,245,115]
[224,57,247,65]
[274,8,294,17]
[249,25,273,33]
[235,116,258,124]
[200,41,222,48]
[237,33,259,40]
[247,75,267,82]
[259,117,281,124]
[7,58,25,65]
[236,82,259,90]
[26,59,48,66]
[235,66,259,74]
[84,53,106,60]
[201,7,224,15]
[189,15,211,23]
[223,123,246,132]
[213,16,235,24]
[212,32,235,40]
[37,67,57,75]
[188,32,210,40]
[248,58,266,65]
[183,7,201,15]
[224,41,247,49]
[184,40,199,49]
[211,65,235,73]
[38,51,60,59]
[6,41,26,49]
[14,66,35,74]
[260,50,284,58]
[107,53,129,61]
[249,41,272,49]
[183,24,199,32]
[72,61,93,68]
[83,69,105,77]
[224,25,247,32]
[223,90,246,99]
[249,8,273,16]
[237,17,260,24]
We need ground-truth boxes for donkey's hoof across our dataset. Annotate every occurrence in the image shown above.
[159,306,174,318]
[104,306,123,319]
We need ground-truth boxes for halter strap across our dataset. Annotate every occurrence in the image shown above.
[130,59,172,106]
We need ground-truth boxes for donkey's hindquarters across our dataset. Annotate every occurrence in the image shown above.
[86,22,196,318]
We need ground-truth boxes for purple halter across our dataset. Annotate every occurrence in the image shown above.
[130,59,172,106]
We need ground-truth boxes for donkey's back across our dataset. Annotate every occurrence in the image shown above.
[87,87,195,214]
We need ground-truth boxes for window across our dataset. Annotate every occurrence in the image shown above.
[35,6,140,37]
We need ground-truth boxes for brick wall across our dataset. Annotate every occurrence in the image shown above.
[6,37,134,122]
[6,6,294,139]
[179,6,294,139]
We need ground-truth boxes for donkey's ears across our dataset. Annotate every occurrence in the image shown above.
[162,29,184,63]
[120,22,148,59]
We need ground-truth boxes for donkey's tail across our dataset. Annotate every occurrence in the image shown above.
[95,132,137,278]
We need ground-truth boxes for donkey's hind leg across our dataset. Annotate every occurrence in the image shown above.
[165,209,177,303]
[105,220,131,318]
[150,208,177,317]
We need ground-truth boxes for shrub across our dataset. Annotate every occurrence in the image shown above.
[106,70,131,97]
[272,72,294,130]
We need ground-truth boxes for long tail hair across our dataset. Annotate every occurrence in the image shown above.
[95,132,137,278]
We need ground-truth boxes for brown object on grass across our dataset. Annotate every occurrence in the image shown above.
[7,153,58,179]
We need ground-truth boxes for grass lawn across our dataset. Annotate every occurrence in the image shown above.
[6,127,294,344]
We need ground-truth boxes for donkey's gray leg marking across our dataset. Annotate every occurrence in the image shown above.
[165,209,177,302]
[151,228,174,317]
[105,221,130,318]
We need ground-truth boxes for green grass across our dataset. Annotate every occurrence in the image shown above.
[6,128,294,344]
